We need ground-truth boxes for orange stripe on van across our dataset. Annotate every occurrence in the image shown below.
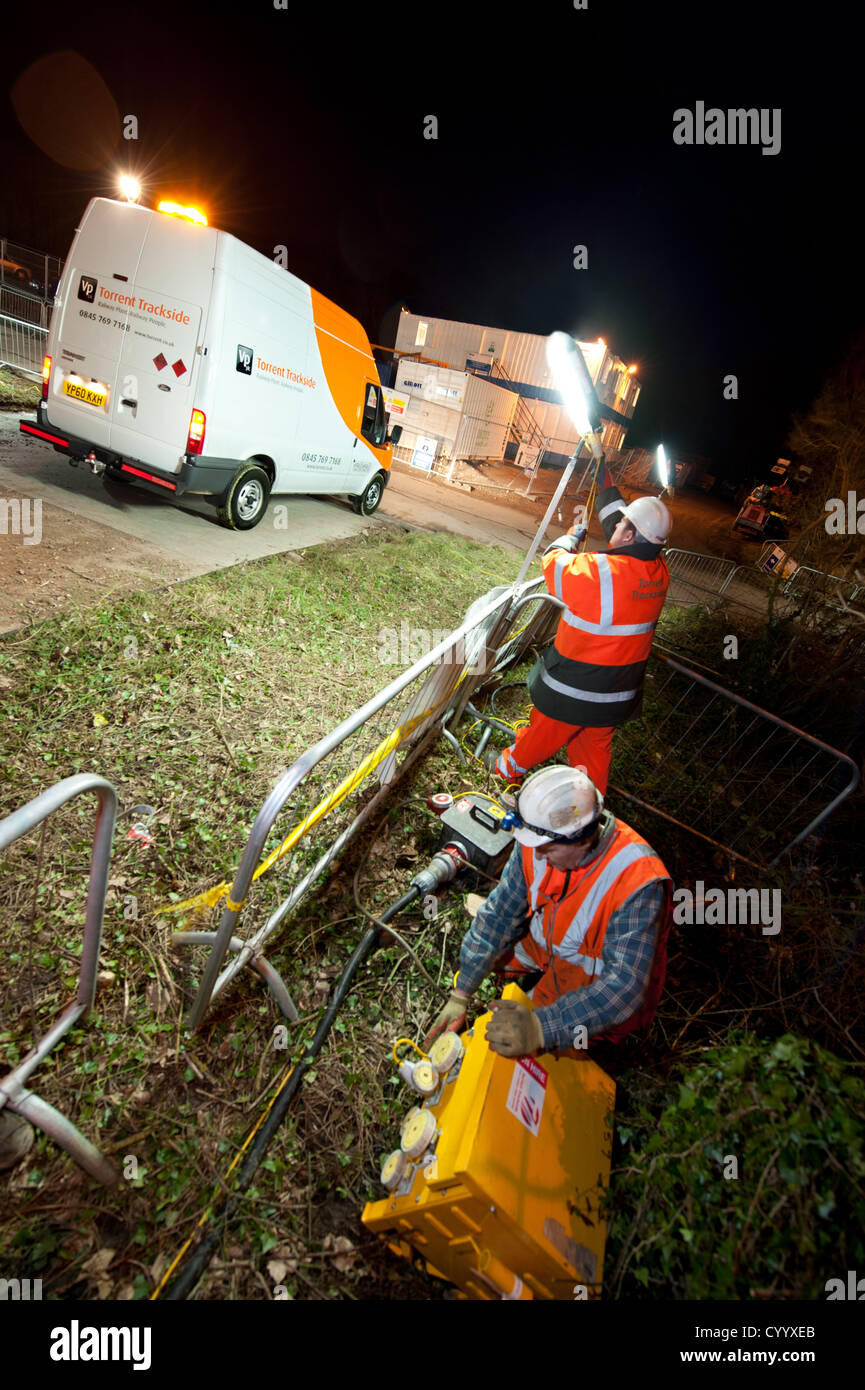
[309,288,391,470]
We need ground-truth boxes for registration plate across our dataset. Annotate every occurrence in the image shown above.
[63,379,108,409]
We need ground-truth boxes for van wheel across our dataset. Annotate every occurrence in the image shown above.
[218,464,271,530]
[350,473,385,516]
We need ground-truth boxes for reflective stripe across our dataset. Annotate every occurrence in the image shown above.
[556,843,655,960]
[513,938,535,969]
[528,850,544,913]
[498,747,528,777]
[557,950,604,977]
[538,667,638,702]
[595,553,614,626]
[560,607,658,637]
[553,553,569,601]
[598,499,623,522]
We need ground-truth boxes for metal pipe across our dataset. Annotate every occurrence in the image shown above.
[172,934,299,1022]
[6,1088,118,1187]
[189,725,441,1021]
[514,452,579,586]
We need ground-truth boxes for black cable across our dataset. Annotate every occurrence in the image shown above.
[163,884,421,1301]
[488,681,527,714]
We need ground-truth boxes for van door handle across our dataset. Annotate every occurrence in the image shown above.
[121,398,138,407]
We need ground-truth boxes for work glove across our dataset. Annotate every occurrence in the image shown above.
[423,989,470,1050]
[568,523,588,543]
[542,533,580,558]
[485,999,544,1057]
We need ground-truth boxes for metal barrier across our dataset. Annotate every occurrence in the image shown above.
[715,564,800,619]
[666,547,864,626]
[780,564,863,612]
[665,549,738,608]
[0,312,47,379]
[0,284,50,328]
[177,579,557,1030]
[1,236,63,300]
[609,655,860,869]
[0,774,119,1184]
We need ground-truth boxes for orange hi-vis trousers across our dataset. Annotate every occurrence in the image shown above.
[493,709,615,794]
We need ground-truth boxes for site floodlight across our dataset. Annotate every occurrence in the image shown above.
[657,443,669,489]
[119,176,141,203]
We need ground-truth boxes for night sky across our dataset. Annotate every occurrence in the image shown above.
[2,1,860,479]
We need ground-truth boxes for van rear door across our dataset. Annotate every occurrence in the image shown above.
[46,198,147,450]
[110,210,217,475]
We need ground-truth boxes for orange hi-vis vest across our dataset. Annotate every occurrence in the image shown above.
[529,546,669,727]
[513,820,671,1023]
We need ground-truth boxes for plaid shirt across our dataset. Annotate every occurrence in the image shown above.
[456,814,667,1050]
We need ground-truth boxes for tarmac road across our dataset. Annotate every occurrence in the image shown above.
[0,413,550,634]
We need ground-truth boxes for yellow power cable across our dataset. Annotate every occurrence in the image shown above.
[150,1050,304,1299]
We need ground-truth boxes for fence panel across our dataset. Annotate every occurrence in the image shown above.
[665,549,738,608]
[715,564,800,619]
[176,579,550,1029]
[0,312,47,378]
[609,654,859,869]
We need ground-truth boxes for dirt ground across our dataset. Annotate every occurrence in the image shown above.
[394,454,749,561]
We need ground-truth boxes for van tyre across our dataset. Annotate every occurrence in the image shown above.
[350,473,385,516]
[218,464,271,530]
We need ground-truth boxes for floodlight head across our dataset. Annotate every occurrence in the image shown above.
[657,443,669,488]
[546,331,593,437]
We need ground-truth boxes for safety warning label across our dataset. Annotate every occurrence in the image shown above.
[506,1056,548,1136]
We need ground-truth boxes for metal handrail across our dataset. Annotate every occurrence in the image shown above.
[0,774,119,1184]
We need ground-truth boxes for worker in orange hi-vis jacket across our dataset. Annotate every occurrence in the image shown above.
[493,476,672,795]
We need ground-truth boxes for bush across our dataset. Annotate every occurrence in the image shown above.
[605,1032,865,1298]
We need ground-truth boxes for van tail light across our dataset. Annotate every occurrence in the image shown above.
[42,355,52,400]
[186,408,206,455]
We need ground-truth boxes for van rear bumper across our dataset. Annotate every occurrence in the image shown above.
[20,406,237,500]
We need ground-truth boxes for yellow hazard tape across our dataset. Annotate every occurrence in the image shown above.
[163,699,440,917]
[162,584,551,920]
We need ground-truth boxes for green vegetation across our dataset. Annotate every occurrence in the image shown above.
[0,530,518,1299]
[0,527,862,1301]
[605,1033,865,1299]
[0,366,40,410]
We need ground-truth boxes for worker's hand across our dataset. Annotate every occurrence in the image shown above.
[423,989,470,1051]
[485,999,544,1057]
[542,533,579,557]
[568,524,587,543]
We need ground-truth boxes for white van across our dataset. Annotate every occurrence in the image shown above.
[21,198,400,528]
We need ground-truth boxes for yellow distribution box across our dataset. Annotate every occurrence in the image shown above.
[362,985,615,1300]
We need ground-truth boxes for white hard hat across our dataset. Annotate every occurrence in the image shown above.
[513,766,603,848]
[620,496,672,545]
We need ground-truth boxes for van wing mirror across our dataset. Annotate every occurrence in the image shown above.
[389,424,403,445]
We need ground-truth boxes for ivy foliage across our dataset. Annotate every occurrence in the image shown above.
[605,1032,865,1299]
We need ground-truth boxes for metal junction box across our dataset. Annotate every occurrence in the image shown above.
[362,985,615,1300]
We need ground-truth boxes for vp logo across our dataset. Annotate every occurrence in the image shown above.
[236,344,253,375]
[77,274,97,304]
